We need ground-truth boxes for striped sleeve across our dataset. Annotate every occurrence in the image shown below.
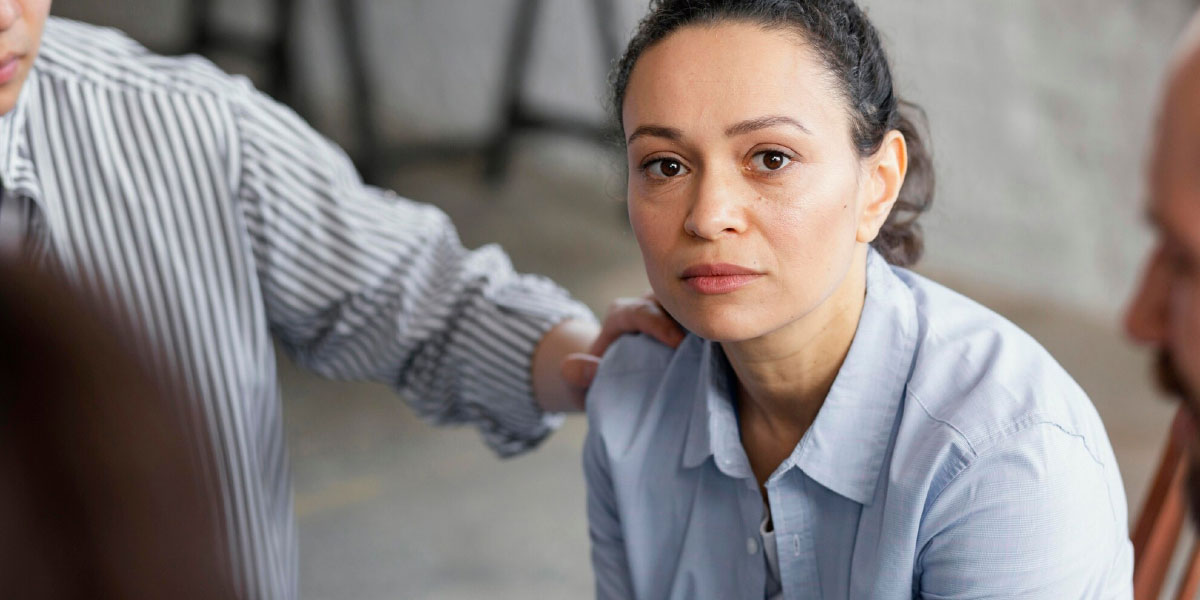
[228,81,594,456]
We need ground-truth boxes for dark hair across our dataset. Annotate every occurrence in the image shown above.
[611,0,934,266]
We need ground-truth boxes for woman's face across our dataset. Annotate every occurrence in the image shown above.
[622,22,897,342]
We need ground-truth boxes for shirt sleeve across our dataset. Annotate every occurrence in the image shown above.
[583,424,636,599]
[915,422,1134,599]
[228,81,595,457]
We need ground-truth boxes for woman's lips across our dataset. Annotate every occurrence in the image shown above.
[0,54,20,86]
[680,263,763,294]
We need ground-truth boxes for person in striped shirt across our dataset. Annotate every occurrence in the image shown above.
[0,2,680,598]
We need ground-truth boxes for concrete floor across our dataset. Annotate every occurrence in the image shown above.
[281,142,1179,599]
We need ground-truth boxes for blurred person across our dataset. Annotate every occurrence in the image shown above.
[583,1,1132,598]
[1126,10,1200,522]
[0,1,680,597]
[0,259,237,599]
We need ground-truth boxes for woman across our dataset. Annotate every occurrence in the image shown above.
[583,1,1133,598]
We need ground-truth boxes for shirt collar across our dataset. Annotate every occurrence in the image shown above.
[682,339,755,479]
[682,248,919,505]
[0,77,32,189]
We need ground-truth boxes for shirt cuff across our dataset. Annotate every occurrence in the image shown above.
[457,269,596,458]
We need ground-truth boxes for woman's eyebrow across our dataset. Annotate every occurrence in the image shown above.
[627,125,683,144]
[725,115,812,137]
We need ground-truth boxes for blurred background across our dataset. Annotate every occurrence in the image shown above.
[49,0,1197,597]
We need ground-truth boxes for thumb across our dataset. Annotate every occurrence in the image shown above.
[561,353,602,390]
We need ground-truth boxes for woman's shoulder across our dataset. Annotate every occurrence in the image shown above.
[595,333,680,378]
[892,268,1108,458]
[585,333,706,445]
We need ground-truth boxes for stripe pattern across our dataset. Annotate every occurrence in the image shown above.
[0,190,13,255]
[11,18,593,599]
[0,107,24,256]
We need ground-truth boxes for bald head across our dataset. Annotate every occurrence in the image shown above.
[1173,10,1200,68]
[1126,8,1200,526]
[1162,11,1200,122]
[1144,10,1200,253]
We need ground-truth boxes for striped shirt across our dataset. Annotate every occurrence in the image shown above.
[0,176,26,256]
[0,188,12,255]
[5,18,593,599]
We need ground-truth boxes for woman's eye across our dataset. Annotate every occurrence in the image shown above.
[644,158,688,179]
[751,150,792,172]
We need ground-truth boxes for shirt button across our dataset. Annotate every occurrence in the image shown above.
[746,537,759,555]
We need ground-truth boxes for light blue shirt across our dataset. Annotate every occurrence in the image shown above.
[584,249,1133,599]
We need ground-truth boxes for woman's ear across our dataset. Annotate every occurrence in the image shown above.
[856,130,908,244]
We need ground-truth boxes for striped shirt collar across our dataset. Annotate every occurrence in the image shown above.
[682,248,920,505]
[0,73,42,212]
[0,76,31,189]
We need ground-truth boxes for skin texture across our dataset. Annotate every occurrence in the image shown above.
[1126,16,1200,420]
[0,0,50,116]
[1125,11,1200,519]
[621,22,907,490]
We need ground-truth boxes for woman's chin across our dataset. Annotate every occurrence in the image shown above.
[676,314,768,344]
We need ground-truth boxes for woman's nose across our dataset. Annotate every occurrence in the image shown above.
[1125,246,1171,345]
[683,170,748,240]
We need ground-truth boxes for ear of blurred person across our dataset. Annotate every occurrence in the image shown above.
[0,258,238,599]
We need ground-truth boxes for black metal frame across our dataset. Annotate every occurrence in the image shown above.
[183,0,619,186]
[184,0,377,178]
[184,0,298,101]
[482,0,622,182]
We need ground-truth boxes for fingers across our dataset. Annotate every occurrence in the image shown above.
[561,353,602,396]
[587,297,641,356]
[631,298,686,349]
[564,295,685,403]
[588,296,685,357]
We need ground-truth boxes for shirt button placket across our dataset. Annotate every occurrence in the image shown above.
[736,475,766,595]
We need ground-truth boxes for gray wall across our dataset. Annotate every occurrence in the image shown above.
[867,1,1189,319]
[53,0,1196,319]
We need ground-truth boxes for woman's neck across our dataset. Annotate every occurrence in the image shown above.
[723,248,869,442]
